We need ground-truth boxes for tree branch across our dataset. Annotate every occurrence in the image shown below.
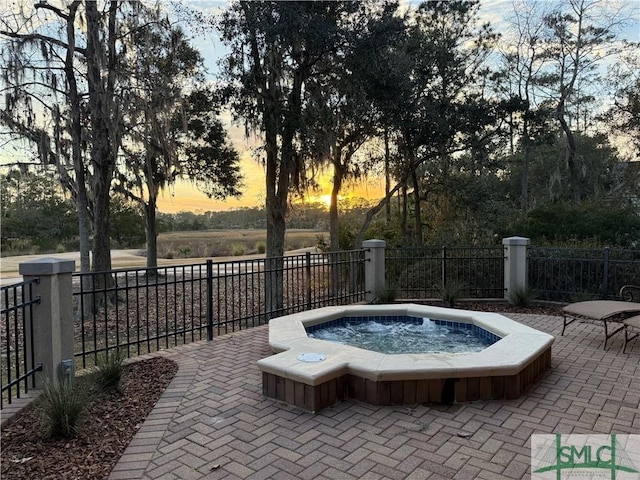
[0,30,86,56]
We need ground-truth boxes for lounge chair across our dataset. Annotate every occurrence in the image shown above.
[623,315,640,353]
[620,284,640,302]
[620,285,640,353]
[562,287,640,350]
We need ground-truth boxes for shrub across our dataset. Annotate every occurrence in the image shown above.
[370,286,397,304]
[507,285,537,307]
[392,257,443,298]
[95,351,124,393]
[209,244,231,256]
[439,281,465,308]
[39,376,90,438]
[506,200,640,248]
[316,235,329,252]
[255,241,266,254]
[232,244,245,256]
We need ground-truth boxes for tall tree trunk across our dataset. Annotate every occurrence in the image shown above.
[145,198,158,270]
[412,168,422,246]
[63,1,92,318]
[265,205,285,318]
[144,135,159,271]
[521,119,531,211]
[329,153,343,252]
[86,1,111,273]
[401,183,408,241]
[384,129,391,223]
[329,157,343,299]
[264,61,285,318]
[62,1,90,275]
[266,63,305,317]
[556,102,581,202]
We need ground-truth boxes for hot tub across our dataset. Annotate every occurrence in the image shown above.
[258,304,553,412]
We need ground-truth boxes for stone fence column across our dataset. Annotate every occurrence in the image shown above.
[19,258,76,388]
[363,239,386,303]
[502,237,530,300]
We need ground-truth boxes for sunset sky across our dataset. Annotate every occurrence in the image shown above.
[1,1,637,214]
[147,0,640,213]
[155,119,387,213]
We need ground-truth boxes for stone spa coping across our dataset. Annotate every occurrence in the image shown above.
[258,303,555,386]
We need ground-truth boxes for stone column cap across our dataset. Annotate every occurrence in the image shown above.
[19,258,76,276]
[362,239,386,248]
[502,237,531,246]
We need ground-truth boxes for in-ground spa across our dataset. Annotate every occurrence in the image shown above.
[258,304,553,412]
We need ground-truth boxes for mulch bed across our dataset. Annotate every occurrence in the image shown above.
[1,357,178,480]
[430,300,564,317]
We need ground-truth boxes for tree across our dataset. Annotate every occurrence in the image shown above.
[115,10,242,270]
[0,167,78,252]
[354,0,507,246]
[177,89,243,202]
[601,47,640,157]
[535,0,633,202]
[2,1,236,276]
[1,0,92,272]
[109,195,146,249]
[504,132,624,206]
[218,1,362,315]
[497,0,556,211]
[1,1,129,274]
[85,0,120,274]
[301,2,401,251]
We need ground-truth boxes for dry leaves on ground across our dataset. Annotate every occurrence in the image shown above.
[1,357,178,480]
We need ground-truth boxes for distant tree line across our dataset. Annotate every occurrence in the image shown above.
[2,164,638,257]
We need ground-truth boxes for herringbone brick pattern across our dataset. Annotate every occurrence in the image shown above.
[109,313,640,479]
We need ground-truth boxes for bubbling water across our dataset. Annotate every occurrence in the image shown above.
[308,317,493,354]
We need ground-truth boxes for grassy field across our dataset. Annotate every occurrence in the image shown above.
[0,229,328,281]
[157,229,327,259]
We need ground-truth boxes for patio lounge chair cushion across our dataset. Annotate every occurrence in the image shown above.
[561,300,640,350]
[562,300,640,320]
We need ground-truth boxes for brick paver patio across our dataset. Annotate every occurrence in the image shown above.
[109,313,640,480]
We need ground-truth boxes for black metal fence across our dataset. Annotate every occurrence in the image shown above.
[73,250,366,368]
[386,246,505,300]
[4,242,640,400]
[529,247,640,302]
[1,279,42,408]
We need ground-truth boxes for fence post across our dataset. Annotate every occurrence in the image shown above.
[19,258,75,389]
[502,237,530,300]
[206,259,213,341]
[363,239,386,303]
[602,247,610,297]
[442,246,447,289]
[305,252,312,310]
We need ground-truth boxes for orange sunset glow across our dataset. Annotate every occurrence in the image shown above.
[157,152,386,213]
[157,169,386,213]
